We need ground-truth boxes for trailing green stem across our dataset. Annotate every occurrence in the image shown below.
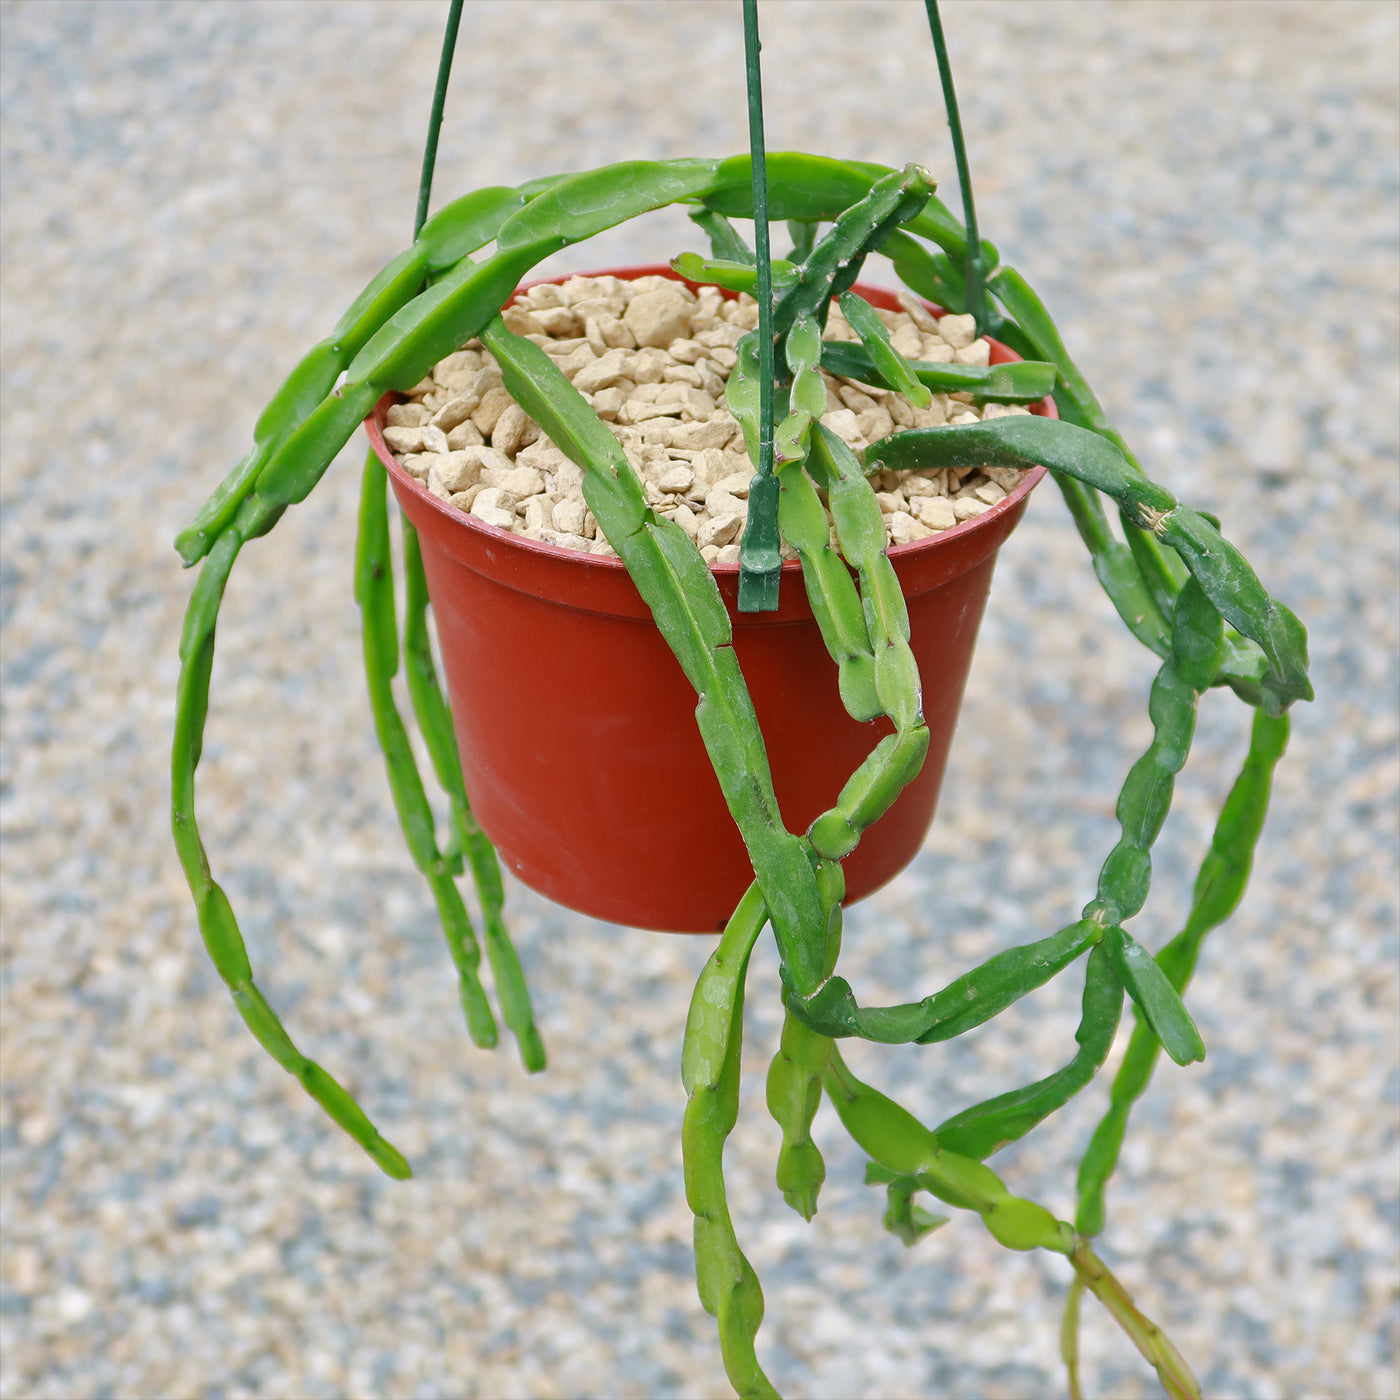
[172,504,409,1178]
[478,320,830,997]
[399,519,545,1071]
[866,415,1311,712]
[683,884,777,1400]
[356,454,497,1051]
[826,1050,1200,1399]
[1075,709,1289,1236]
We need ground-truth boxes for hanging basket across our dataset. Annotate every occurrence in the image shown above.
[368,266,1053,931]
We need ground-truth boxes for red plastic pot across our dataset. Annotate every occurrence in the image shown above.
[369,266,1051,933]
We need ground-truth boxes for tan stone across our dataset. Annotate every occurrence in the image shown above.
[471,386,514,435]
[481,464,545,498]
[430,394,478,432]
[385,423,429,456]
[491,404,536,456]
[698,513,743,549]
[471,487,519,528]
[623,288,693,349]
[589,387,627,421]
[890,511,934,545]
[666,418,737,451]
[857,407,894,442]
[446,419,484,450]
[386,402,430,428]
[952,497,990,522]
[501,304,542,336]
[655,463,694,494]
[917,496,957,531]
[552,498,587,536]
[890,320,924,359]
[703,488,747,521]
[937,313,977,349]
[897,292,940,334]
[521,495,553,533]
[426,451,487,494]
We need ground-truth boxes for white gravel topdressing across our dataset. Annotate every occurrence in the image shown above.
[381,273,1032,560]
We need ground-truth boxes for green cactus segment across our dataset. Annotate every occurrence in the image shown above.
[786,423,930,874]
[1161,709,1290,980]
[690,206,757,264]
[881,228,969,317]
[1066,1242,1204,1400]
[1083,578,1221,933]
[819,338,1055,404]
[1085,527,1174,658]
[1104,926,1205,1068]
[992,262,1201,622]
[836,290,932,407]
[787,220,818,262]
[415,183,546,272]
[672,251,797,295]
[356,456,498,1050]
[481,322,828,996]
[810,426,921,726]
[808,727,931,861]
[773,165,936,338]
[498,157,724,250]
[864,1162,950,1246]
[725,331,768,466]
[823,1048,1074,1255]
[399,520,545,1072]
[399,523,467,865]
[1076,710,1289,1236]
[170,520,411,1179]
[682,885,779,1400]
[785,314,827,413]
[766,1010,834,1220]
[705,151,884,223]
[775,450,880,722]
[933,942,1124,1160]
[773,311,825,464]
[790,918,1100,1043]
[987,266,1131,460]
[175,186,547,567]
[865,416,1312,711]
[186,159,738,554]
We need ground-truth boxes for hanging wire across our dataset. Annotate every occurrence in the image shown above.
[924,0,989,333]
[737,0,783,612]
[415,0,466,239]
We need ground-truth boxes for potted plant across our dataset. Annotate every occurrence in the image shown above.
[170,4,1311,1396]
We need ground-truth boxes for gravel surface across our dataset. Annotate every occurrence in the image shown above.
[2,3,1396,1398]
[384,280,1030,555]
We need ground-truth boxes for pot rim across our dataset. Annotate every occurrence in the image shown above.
[366,263,1050,585]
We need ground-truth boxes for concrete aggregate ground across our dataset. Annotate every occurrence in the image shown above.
[2,3,1396,1398]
